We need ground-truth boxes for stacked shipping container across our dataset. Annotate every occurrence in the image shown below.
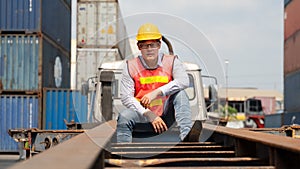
[0,95,39,152]
[76,0,132,90]
[0,35,70,91]
[74,0,132,126]
[43,88,88,130]
[284,0,300,125]
[284,29,300,116]
[0,0,71,152]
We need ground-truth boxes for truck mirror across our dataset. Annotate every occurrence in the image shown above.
[81,82,89,96]
[100,71,115,121]
[209,84,218,102]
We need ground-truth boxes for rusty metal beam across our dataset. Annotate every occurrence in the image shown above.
[8,120,116,169]
[112,142,217,147]
[112,145,232,152]
[106,166,275,169]
[106,167,275,169]
[206,124,300,169]
[111,150,235,159]
[206,124,300,153]
[106,157,264,167]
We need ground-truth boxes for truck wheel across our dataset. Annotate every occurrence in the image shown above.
[245,119,257,128]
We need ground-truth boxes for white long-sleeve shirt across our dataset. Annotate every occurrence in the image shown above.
[120,53,189,116]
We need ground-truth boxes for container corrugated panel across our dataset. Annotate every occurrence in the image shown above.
[0,35,39,91]
[77,1,129,49]
[284,0,300,40]
[284,31,300,75]
[284,70,300,113]
[0,34,70,92]
[265,113,283,128]
[0,0,70,51]
[43,89,88,129]
[0,95,39,152]
[0,0,41,32]
[76,48,120,90]
[41,0,71,51]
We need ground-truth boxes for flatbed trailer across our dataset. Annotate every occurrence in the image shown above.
[8,128,84,153]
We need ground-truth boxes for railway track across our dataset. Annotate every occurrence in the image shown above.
[8,120,300,169]
[106,142,270,168]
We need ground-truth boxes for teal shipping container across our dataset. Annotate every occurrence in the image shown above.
[0,34,70,92]
[43,88,89,130]
[0,95,39,152]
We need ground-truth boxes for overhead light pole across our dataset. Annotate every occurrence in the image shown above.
[225,59,229,118]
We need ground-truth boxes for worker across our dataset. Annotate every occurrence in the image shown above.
[17,142,26,161]
[116,23,195,143]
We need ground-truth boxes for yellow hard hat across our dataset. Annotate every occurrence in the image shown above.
[136,23,162,41]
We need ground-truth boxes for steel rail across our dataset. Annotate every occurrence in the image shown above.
[206,124,300,168]
[8,120,116,169]
[208,124,300,153]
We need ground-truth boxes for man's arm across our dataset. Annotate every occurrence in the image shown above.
[120,63,147,115]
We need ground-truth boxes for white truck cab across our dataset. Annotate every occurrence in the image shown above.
[94,60,208,123]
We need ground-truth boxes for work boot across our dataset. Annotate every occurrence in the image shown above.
[183,120,202,142]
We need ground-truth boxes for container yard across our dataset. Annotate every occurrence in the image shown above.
[1,0,299,169]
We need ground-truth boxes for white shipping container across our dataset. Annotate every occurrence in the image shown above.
[77,1,119,48]
[77,2,97,46]
[79,0,117,2]
[76,48,121,90]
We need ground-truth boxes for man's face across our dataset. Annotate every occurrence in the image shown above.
[138,40,161,62]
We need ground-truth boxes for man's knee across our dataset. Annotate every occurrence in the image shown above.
[118,109,133,123]
[172,90,189,103]
[177,90,188,97]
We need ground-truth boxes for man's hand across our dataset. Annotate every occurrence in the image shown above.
[144,110,168,133]
[140,89,162,108]
[151,116,168,133]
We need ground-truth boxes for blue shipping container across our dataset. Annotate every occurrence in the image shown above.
[0,95,39,152]
[284,70,300,113]
[0,34,70,92]
[265,113,284,128]
[43,89,88,130]
[0,0,70,51]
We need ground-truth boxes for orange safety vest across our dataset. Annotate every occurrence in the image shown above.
[127,54,176,116]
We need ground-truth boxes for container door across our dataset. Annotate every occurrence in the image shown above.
[0,95,39,152]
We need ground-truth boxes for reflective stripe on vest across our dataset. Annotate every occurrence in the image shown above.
[140,76,169,84]
[128,54,175,116]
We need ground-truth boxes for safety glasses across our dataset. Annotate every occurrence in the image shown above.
[138,42,160,49]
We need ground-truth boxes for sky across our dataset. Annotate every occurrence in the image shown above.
[118,0,284,93]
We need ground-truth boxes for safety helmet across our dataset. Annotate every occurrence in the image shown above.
[136,23,162,41]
